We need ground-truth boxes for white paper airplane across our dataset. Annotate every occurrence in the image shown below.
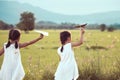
[75,23,87,28]
[34,30,49,36]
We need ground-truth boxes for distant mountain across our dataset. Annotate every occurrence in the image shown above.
[0,1,120,24]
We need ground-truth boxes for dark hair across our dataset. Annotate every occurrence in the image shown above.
[6,29,20,49]
[60,31,71,52]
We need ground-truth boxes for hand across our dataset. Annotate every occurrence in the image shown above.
[81,27,85,34]
[40,33,44,39]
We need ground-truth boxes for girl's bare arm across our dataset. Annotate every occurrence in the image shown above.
[19,34,44,48]
[72,28,85,47]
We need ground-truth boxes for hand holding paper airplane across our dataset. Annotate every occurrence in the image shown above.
[34,30,49,36]
[75,23,87,28]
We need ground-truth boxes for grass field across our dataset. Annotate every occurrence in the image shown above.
[0,30,120,80]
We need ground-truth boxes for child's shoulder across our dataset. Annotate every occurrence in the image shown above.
[4,42,7,45]
[3,42,7,46]
[66,43,71,45]
[3,42,16,48]
[57,46,63,54]
[2,43,7,50]
[65,43,72,47]
[57,46,61,51]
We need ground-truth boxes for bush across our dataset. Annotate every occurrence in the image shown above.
[107,26,115,32]
[78,58,102,80]
[99,24,106,32]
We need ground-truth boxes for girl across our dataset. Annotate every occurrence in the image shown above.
[55,27,85,80]
[0,29,44,80]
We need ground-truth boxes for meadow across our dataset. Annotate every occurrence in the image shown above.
[0,30,120,80]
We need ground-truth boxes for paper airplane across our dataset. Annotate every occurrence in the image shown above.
[34,30,49,36]
[75,23,87,28]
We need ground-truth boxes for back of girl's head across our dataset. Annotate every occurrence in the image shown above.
[60,31,71,52]
[9,29,20,41]
[6,29,21,49]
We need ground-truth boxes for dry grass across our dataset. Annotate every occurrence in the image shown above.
[0,30,120,80]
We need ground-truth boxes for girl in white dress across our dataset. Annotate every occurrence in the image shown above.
[0,29,44,80]
[55,27,85,80]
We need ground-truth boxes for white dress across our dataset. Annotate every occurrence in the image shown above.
[55,43,79,80]
[0,43,25,80]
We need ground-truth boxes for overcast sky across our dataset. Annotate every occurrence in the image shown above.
[6,0,120,15]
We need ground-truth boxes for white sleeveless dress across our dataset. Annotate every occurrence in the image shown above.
[0,43,25,80]
[55,43,79,80]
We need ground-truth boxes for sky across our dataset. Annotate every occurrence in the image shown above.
[6,0,120,15]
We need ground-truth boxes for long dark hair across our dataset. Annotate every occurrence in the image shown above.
[6,29,20,49]
[60,31,71,52]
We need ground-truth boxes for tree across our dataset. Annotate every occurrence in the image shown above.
[0,20,13,30]
[17,12,35,33]
[107,26,115,32]
[99,24,106,32]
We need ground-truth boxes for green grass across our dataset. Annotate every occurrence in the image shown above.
[0,30,120,80]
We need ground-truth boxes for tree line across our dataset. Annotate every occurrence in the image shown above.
[0,11,120,32]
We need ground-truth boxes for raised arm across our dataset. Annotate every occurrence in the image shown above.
[71,28,85,47]
[19,34,44,48]
[0,47,4,56]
